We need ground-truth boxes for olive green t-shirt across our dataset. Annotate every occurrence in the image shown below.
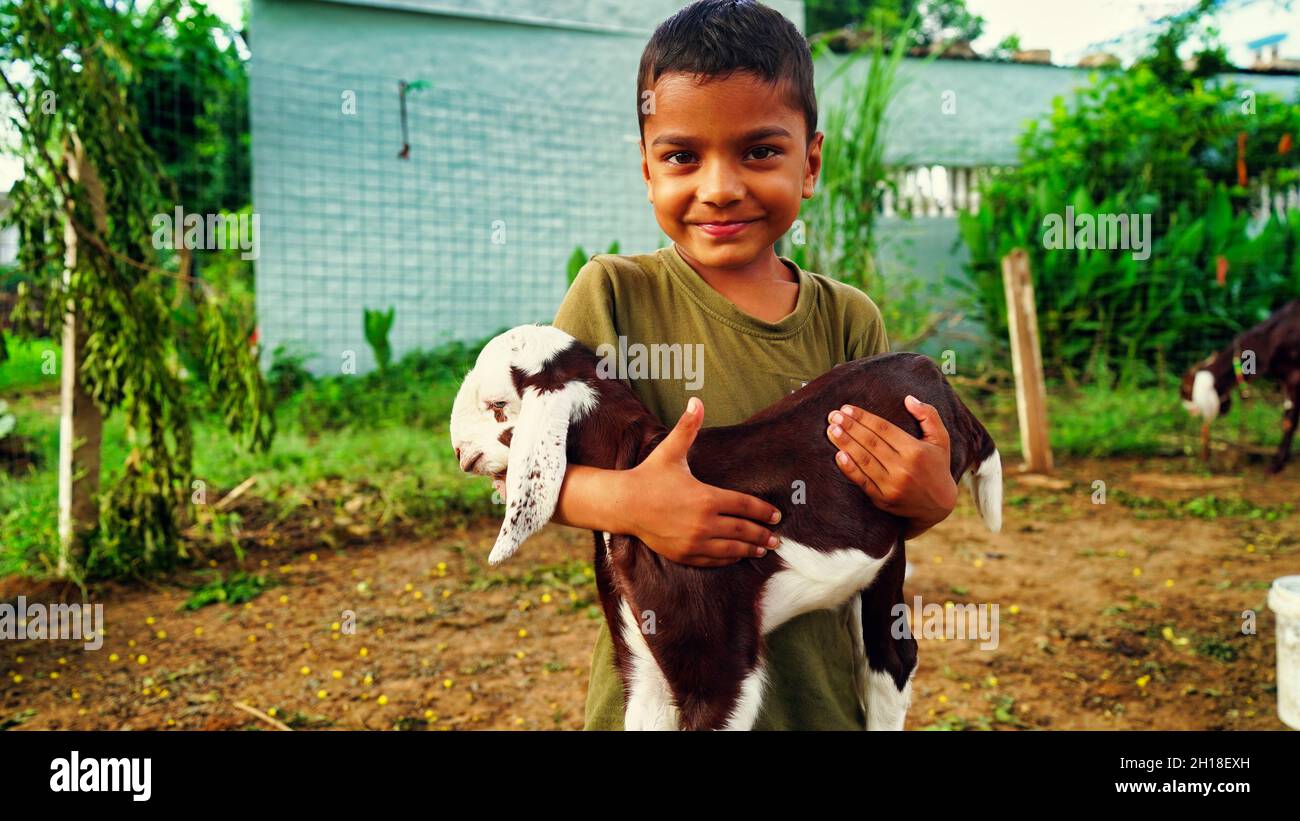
[552,243,889,730]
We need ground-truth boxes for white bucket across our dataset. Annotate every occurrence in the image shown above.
[1268,575,1300,730]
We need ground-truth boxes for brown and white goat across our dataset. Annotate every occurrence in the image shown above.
[449,325,1002,730]
[1180,299,1300,473]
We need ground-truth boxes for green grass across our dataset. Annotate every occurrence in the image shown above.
[181,570,274,610]
[1112,490,1293,521]
[0,337,61,394]
[0,339,496,580]
[977,378,1287,459]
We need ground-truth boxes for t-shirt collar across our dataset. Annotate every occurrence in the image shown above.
[662,242,815,337]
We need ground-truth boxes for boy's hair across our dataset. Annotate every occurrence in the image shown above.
[636,0,817,143]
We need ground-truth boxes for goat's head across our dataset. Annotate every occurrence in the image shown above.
[450,325,597,566]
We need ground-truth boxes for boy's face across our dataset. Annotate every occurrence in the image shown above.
[639,70,822,270]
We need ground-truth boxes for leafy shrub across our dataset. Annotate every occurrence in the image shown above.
[959,29,1300,386]
[267,343,315,401]
[282,334,493,434]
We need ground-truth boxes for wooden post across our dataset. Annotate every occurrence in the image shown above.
[1001,249,1053,474]
[57,132,104,576]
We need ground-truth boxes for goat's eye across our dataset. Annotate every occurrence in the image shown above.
[490,400,508,409]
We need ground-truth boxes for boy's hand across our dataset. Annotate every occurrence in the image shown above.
[825,395,957,539]
[617,397,782,567]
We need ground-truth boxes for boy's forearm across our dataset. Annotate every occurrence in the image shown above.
[551,463,635,535]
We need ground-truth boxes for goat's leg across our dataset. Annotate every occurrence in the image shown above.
[858,544,916,731]
[1268,380,1299,474]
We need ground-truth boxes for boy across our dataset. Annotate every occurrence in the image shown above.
[550,0,958,730]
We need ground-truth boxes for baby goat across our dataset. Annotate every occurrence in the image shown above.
[450,325,1002,730]
[1180,299,1300,473]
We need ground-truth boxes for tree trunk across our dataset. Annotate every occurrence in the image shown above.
[57,132,105,576]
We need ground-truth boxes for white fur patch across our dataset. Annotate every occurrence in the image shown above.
[722,664,768,730]
[1191,370,1221,421]
[970,449,1002,533]
[503,324,581,377]
[866,667,913,731]
[846,595,869,724]
[759,541,893,635]
[618,600,678,731]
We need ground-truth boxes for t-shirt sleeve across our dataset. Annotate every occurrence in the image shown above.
[552,256,619,354]
[846,290,890,360]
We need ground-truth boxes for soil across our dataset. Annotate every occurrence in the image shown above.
[2,453,1296,731]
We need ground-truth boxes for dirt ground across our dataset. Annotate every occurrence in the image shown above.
[2,453,1296,731]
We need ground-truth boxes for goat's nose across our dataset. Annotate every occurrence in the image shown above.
[454,446,462,460]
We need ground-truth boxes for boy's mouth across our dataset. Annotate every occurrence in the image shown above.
[693,219,758,238]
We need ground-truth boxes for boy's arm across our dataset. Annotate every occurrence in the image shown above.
[549,464,634,534]
[550,259,779,565]
[835,292,957,538]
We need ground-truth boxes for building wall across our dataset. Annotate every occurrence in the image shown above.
[250,0,802,373]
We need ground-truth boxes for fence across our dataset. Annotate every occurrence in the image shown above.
[248,58,660,375]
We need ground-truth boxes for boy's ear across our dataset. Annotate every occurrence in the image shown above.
[640,145,653,199]
[803,131,824,198]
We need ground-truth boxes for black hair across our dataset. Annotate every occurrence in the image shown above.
[636,0,817,143]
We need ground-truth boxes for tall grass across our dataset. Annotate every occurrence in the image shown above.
[795,17,914,291]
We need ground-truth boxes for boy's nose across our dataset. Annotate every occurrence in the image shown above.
[697,164,745,206]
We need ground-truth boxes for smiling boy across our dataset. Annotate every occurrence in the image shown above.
[550,0,958,730]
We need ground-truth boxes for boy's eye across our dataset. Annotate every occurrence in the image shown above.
[747,146,781,161]
[665,151,696,165]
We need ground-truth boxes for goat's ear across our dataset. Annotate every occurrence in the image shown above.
[488,387,573,565]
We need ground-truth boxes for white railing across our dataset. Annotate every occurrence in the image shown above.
[880,165,1011,218]
[880,165,1300,222]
